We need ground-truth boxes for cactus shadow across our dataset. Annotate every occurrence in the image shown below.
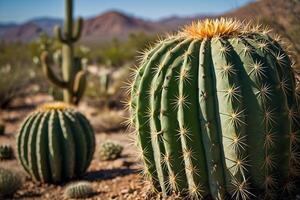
[83,168,137,181]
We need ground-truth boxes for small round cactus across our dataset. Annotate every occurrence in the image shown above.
[0,145,14,160]
[17,102,95,183]
[99,141,123,161]
[64,181,94,199]
[0,168,23,198]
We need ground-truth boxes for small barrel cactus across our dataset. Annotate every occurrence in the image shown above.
[128,18,300,199]
[0,168,23,198]
[99,141,123,161]
[16,102,95,183]
[0,122,5,135]
[64,181,94,199]
[0,145,14,160]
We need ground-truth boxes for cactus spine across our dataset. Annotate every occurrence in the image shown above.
[129,18,300,199]
[16,102,95,183]
[41,0,85,105]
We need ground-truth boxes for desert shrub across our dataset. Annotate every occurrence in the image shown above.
[0,168,22,198]
[64,181,94,199]
[0,145,14,160]
[0,64,33,108]
[99,141,123,161]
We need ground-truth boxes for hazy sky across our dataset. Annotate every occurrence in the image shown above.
[0,0,253,23]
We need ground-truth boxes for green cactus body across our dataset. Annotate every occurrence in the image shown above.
[16,102,95,183]
[41,0,85,105]
[129,19,300,199]
[64,181,94,199]
[0,145,14,160]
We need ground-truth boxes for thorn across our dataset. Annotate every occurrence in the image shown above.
[230,178,254,200]
[172,93,191,110]
[241,45,253,56]
[218,63,237,77]
[219,45,231,56]
[189,183,204,200]
[249,60,267,79]
[225,134,248,154]
[227,155,250,175]
[177,126,192,141]
[263,107,277,126]
[256,83,272,102]
[264,175,277,189]
[262,154,278,170]
[257,41,270,52]
[219,84,242,103]
[186,164,201,176]
[182,148,195,160]
[264,131,277,149]
[275,52,286,66]
[221,108,246,127]
[289,131,300,144]
[176,68,192,85]
[167,171,180,191]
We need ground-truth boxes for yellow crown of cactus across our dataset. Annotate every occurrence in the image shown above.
[38,102,73,111]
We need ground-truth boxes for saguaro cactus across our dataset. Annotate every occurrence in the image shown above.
[128,18,300,200]
[16,102,95,183]
[41,0,85,105]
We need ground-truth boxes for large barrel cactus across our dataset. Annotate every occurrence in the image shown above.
[129,18,300,199]
[17,102,95,183]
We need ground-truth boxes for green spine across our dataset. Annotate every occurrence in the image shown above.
[130,27,300,199]
[40,0,85,105]
[16,106,95,183]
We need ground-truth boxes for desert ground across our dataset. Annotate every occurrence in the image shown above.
[0,93,159,200]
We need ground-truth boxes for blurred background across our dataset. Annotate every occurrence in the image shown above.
[0,0,300,199]
[0,0,299,111]
[1,0,300,137]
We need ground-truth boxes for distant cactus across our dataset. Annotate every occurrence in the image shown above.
[99,73,111,94]
[40,0,85,105]
[0,122,5,135]
[99,141,123,161]
[0,145,14,160]
[64,181,94,199]
[16,102,95,183]
[128,18,300,199]
[0,168,22,198]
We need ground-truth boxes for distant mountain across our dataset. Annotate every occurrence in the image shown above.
[0,17,62,42]
[0,0,299,52]
[0,23,18,37]
[81,11,162,42]
[2,22,43,42]
[27,17,63,35]
[0,11,209,43]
